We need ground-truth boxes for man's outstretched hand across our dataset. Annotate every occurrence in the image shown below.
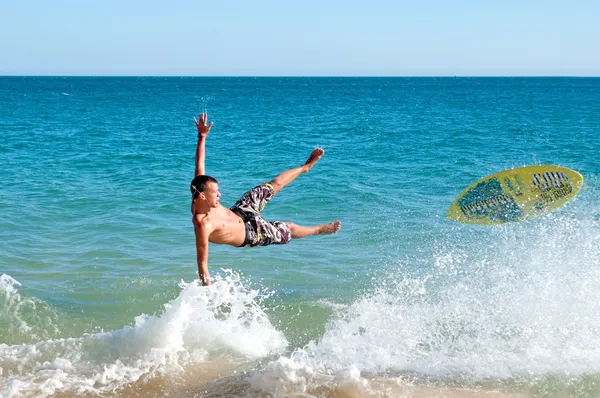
[194,113,214,138]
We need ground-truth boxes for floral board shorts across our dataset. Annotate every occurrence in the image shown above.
[230,183,292,247]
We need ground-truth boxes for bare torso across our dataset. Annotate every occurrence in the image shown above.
[193,205,246,246]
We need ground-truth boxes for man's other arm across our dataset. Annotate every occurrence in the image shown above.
[194,219,211,286]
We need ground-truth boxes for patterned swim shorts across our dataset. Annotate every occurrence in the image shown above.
[230,183,292,247]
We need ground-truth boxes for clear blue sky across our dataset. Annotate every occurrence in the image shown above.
[1,0,598,76]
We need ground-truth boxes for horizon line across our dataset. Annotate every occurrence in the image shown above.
[1,74,599,78]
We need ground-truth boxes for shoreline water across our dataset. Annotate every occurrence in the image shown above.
[1,77,599,397]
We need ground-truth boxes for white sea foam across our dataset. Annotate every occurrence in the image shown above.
[0,271,287,397]
[248,207,600,395]
[0,275,21,292]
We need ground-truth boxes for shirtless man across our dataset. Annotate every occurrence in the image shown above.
[191,113,341,286]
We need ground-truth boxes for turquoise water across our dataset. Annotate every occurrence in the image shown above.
[1,77,600,397]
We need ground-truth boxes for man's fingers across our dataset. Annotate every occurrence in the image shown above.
[195,114,211,130]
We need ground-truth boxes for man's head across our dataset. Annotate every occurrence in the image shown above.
[190,175,220,208]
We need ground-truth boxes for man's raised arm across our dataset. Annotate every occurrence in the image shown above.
[194,113,214,177]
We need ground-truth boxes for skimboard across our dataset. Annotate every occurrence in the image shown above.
[447,165,583,225]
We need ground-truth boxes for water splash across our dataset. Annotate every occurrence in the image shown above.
[247,188,600,395]
[0,271,287,397]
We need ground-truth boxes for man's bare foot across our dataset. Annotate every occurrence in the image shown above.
[318,221,341,235]
[303,148,325,172]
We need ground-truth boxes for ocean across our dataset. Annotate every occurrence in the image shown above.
[1,76,599,397]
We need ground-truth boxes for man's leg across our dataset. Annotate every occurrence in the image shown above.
[286,221,341,239]
[269,148,324,195]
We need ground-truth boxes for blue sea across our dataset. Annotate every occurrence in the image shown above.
[1,77,599,397]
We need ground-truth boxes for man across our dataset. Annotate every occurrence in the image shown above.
[190,113,341,286]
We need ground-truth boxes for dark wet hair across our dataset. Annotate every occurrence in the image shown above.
[190,175,218,199]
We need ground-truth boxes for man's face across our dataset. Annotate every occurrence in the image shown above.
[201,182,221,208]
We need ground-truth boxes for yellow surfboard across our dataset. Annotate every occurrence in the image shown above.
[447,165,583,225]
